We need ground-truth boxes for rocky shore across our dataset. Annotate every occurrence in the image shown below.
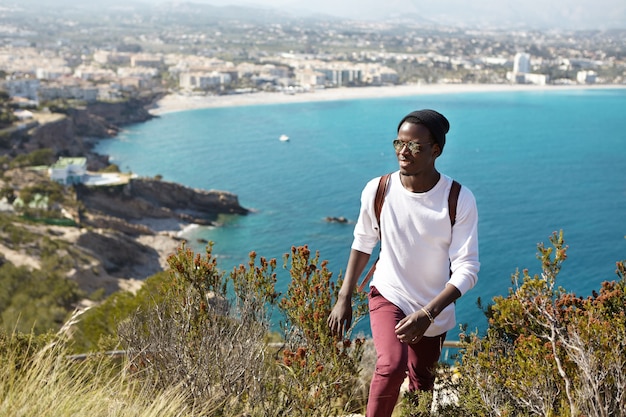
[1,93,249,297]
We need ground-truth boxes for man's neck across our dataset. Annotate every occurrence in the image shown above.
[400,171,441,193]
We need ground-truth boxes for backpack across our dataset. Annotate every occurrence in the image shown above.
[357,173,461,292]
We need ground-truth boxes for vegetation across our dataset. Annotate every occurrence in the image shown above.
[451,231,626,417]
[117,243,369,416]
[71,271,171,353]
[0,90,17,128]
[1,232,625,416]
[8,148,56,169]
[101,163,121,173]
[0,323,214,417]
[1,164,81,220]
[0,259,84,334]
[396,231,626,416]
[0,213,88,334]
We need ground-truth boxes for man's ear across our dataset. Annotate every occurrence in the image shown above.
[432,144,442,157]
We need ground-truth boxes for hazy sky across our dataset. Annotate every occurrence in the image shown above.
[148,0,626,30]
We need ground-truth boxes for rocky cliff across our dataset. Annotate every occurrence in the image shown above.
[5,95,160,170]
[1,94,251,297]
[76,177,248,231]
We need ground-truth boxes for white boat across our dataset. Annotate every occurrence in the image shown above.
[279,134,289,142]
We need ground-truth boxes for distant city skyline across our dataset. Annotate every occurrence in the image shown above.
[144,0,626,30]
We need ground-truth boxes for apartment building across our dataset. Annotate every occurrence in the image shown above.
[179,71,233,89]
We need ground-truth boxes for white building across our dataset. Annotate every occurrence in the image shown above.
[39,81,99,102]
[93,50,131,66]
[36,67,72,80]
[49,157,87,185]
[131,54,164,68]
[524,73,548,85]
[294,68,325,87]
[577,70,597,84]
[179,71,232,89]
[513,52,531,74]
[116,66,159,80]
[2,77,40,101]
[314,67,362,87]
[506,71,548,85]
[507,52,548,85]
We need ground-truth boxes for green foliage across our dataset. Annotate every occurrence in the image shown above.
[277,245,369,416]
[19,178,64,207]
[119,243,272,415]
[0,261,83,334]
[71,271,170,353]
[454,231,626,417]
[100,163,121,173]
[0,213,39,246]
[0,218,86,335]
[0,328,54,363]
[4,230,626,416]
[9,148,55,168]
[116,243,369,416]
[0,108,17,128]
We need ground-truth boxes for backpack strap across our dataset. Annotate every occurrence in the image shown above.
[448,180,461,226]
[374,173,391,236]
[447,180,461,278]
[357,173,390,292]
[357,175,462,292]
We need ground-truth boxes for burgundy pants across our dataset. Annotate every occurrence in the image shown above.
[366,287,446,417]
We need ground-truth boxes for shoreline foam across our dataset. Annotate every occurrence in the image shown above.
[150,83,626,115]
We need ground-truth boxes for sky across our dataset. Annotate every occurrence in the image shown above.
[146,0,626,30]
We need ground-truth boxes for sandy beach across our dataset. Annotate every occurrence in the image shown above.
[150,83,625,115]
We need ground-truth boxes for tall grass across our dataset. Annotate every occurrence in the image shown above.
[0,332,215,417]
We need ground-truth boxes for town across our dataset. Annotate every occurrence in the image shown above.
[0,1,624,112]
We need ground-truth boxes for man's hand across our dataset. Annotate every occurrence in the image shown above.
[394,310,431,344]
[327,249,371,337]
[327,297,353,337]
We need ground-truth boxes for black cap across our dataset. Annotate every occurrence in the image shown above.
[397,109,450,151]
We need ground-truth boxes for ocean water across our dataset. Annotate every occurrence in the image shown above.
[96,88,626,339]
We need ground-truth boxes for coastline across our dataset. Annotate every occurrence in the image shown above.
[150,83,626,115]
[126,82,625,290]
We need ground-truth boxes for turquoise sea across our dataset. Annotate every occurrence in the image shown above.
[96,87,626,339]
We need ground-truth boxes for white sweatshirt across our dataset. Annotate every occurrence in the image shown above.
[352,171,480,337]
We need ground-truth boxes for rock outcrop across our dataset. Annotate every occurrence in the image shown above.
[4,94,160,170]
[76,177,248,231]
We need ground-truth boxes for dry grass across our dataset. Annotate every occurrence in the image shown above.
[0,334,215,417]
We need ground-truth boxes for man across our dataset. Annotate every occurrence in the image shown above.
[328,109,480,416]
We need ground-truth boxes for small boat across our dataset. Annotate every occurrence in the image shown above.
[279,134,289,142]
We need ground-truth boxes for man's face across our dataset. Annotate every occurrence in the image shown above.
[394,122,440,176]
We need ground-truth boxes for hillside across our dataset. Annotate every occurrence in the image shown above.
[0,96,249,333]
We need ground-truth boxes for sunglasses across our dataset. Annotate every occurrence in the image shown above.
[392,139,433,154]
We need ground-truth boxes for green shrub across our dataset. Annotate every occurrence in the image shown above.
[100,163,121,173]
[0,262,83,334]
[277,245,369,416]
[117,243,369,416]
[452,231,626,417]
[71,271,170,353]
[9,148,55,168]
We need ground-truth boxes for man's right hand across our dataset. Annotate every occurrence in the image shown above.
[327,297,353,337]
[327,249,371,337]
